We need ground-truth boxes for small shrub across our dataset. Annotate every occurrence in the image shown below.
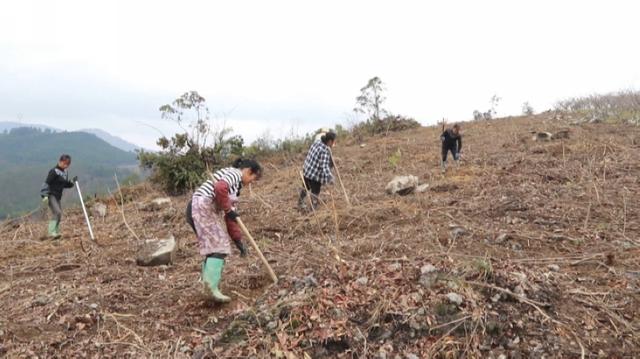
[555,89,640,124]
[351,115,420,137]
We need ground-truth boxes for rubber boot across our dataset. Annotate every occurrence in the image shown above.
[48,221,61,239]
[53,221,61,239]
[441,160,446,174]
[202,257,231,303]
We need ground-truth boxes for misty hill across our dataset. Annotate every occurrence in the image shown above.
[80,128,141,152]
[0,121,59,133]
[0,127,139,218]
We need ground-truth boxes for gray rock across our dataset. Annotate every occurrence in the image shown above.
[446,292,464,305]
[496,233,511,243]
[450,226,467,239]
[420,264,437,274]
[419,274,437,288]
[32,295,49,307]
[385,175,419,195]
[406,354,419,359]
[387,263,402,271]
[547,264,560,272]
[532,132,553,142]
[416,184,429,193]
[152,197,171,206]
[92,202,107,218]
[89,303,98,310]
[144,197,172,211]
[355,277,369,286]
[294,274,318,290]
[266,321,278,330]
[511,243,523,251]
[136,235,177,266]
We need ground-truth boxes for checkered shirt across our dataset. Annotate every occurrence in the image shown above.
[303,141,334,184]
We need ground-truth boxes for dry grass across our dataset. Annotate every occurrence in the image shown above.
[1,115,639,357]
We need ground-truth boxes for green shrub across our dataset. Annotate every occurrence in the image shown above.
[351,114,421,137]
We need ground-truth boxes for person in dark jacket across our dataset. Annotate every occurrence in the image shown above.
[298,131,336,211]
[441,124,462,173]
[42,154,77,238]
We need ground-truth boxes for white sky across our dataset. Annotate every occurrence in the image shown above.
[1,0,639,149]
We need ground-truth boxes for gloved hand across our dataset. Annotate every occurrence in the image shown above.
[72,176,78,182]
[225,210,239,222]
[42,196,49,204]
[234,240,248,257]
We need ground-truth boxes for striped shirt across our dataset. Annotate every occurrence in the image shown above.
[194,167,243,199]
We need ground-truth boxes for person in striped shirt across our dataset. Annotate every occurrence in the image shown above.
[298,131,336,211]
[186,158,262,302]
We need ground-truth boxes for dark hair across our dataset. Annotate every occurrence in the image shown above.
[232,158,262,178]
[59,154,72,162]
[321,131,337,144]
[452,123,460,129]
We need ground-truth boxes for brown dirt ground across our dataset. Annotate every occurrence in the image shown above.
[1,115,639,358]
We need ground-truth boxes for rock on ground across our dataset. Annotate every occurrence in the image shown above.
[446,292,464,305]
[144,197,173,211]
[532,132,553,141]
[385,175,419,195]
[416,184,429,193]
[92,202,107,218]
[136,235,177,266]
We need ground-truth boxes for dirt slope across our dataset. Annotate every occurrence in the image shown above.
[1,115,639,358]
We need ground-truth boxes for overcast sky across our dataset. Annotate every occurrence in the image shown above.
[1,0,639,149]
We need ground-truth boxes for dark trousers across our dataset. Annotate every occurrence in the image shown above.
[299,177,322,208]
[442,145,459,162]
[185,199,197,234]
[48,195,63,224]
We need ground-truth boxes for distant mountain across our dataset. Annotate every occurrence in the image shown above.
[0,122,143,153]
[80,128,141,152]
[0,127,140,218]
[0,121,59,133]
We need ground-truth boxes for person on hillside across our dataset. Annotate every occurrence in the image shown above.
[441,123,462,173]
[187,158,262,303]
[41,154,77,239]
[298,131,336,211]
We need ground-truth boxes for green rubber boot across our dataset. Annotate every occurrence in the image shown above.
[53,221,61,239]
[48,221,61,239]
[202,257,231,303]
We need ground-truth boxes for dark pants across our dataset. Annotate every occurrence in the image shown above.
[48,195,62,225]
[299,177,322,208]
[185,199,197,234]
[442,145,459,162]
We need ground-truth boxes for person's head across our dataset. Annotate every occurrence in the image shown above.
[321,131,337,148]
[58,154,72,169]
[452,123,460,135]
[232,158,263,185]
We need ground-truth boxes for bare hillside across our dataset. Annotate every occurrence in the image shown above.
[1,115,639,358]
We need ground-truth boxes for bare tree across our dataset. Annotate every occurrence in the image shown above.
[522,102,534,116]
[354,77,387,121]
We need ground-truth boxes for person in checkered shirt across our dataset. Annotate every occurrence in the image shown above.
[298,131,336,210]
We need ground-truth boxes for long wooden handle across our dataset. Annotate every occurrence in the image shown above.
[328,148,351,206]
[237,218,278,284]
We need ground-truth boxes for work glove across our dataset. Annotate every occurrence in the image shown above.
[42,196,49,204]
[234,239,248,257]
[72,176,78,183]
[225,210,239,222]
